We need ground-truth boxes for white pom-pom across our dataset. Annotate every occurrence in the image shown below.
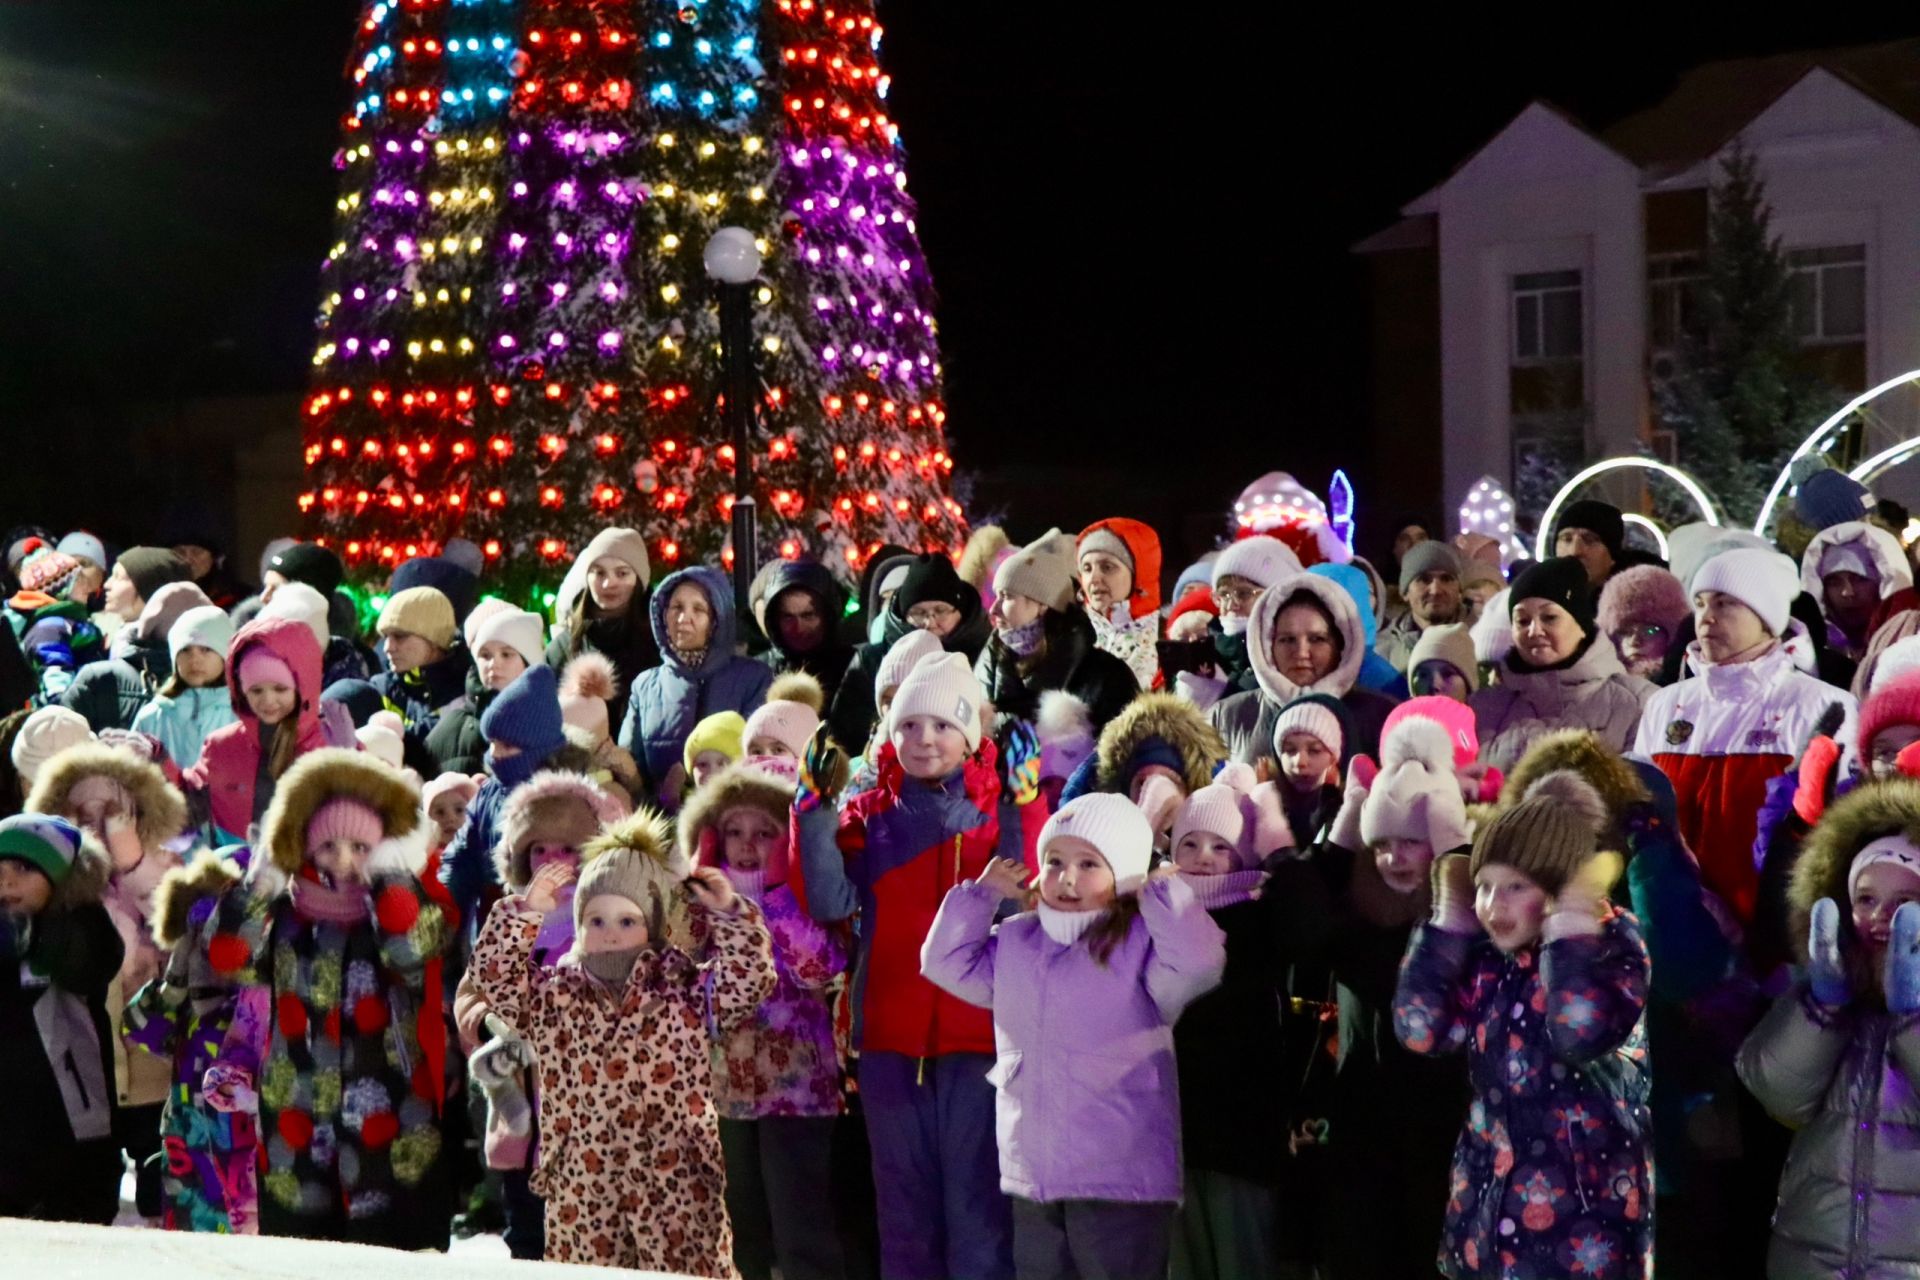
[1381,716,1455,774]
[562,651,621,703]
[1036,690,1093,747]
[1872,635,1920,693]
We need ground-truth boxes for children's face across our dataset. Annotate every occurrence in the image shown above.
[1077,552,1132,617]
[892,715,968,779]
[588,557,638,613]
[69,562,104,602]
[383,630,439,674]
[720,807,782,871]
[1870,725,1920,780]
[1693,591,1770,664]
[244,680,297,726]
[1824,571,1877,630]
[309,837,373,887]
[1167,611,1214,643]
[475,640,528,691]
[174,644,226,689]
[427,793,469,840]
[1375,837,1436,895]
[1474,863,1549,952]
[580,893,649,952]
[1278,732,1334,794]
[527,842,581,875]
[746,735,797,761]
[1609,623,1671,678]
[665,582,714,651]
[104,562,143,620]
[1410,660,1470,702]
[70,787,131,839]
[989,590,1045,633]
[1512,599,1583,667]
[260,569,288,602]
[691,749,733,787]
[1851,861,1920,950]
[1039,836,1115,912]
[1174,832,1237,877]
[489,740,521,761]
[0,859,52,915]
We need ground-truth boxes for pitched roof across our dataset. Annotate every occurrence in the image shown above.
[1603,39,1920,176]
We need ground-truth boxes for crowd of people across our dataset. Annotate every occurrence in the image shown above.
[0,461,1918,1280]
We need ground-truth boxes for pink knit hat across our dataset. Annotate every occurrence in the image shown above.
[422,771,481,811]
[1859,671,1920,757]
[238,647,298,691]
[305,795,385,853]
[1596,565,1690,637]
[1380,696,1480,771]
[742,697,821,760]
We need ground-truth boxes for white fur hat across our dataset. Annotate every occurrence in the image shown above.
[1360,717,1473,853]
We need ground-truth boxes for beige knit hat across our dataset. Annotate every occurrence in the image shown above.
[993,527,1077,612]
[1040,792,1154,892]
[1361,717,1473,852]
[1469,770,1604,897]
[888,652,986,753]
[378,586,457,649]
[10,706,94,786]
[573,809,689,950]
[1407,623,1480,693]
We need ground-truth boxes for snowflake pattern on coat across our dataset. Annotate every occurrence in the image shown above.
[1394,909,1653,1280]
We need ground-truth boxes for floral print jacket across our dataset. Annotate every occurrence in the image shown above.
[704,883,847,1119]
[1393,909,1653,1280]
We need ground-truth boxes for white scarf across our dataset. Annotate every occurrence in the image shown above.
[1037,903,1101,946]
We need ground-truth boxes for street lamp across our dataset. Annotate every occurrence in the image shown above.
[705,226,764,619]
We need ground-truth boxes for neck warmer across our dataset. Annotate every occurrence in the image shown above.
[1037,902,1102,946]
[1220,614,1251,637]
[581,946,643,986]
[291,872,368,924]
[1177,869,1266,911]
[724,866,767,904]
[999,617,1046,658]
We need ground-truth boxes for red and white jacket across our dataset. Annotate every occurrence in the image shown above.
[1632,632,1856,927]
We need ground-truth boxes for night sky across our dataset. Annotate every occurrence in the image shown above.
[1,5,1913,561]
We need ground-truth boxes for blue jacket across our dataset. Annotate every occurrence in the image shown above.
[619,566,772,789]
[132,685,237,772]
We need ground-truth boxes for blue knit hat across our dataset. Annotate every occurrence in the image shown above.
[390,555,480,624]
[1795,467,1872,532]
[481,664,567,760]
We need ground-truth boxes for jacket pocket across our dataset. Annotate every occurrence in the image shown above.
[984,1051,1025,1185]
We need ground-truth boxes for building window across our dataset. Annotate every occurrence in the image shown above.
[1648,252,1705,355]
[1512,269,1583,362]
[1789,245,1866,343]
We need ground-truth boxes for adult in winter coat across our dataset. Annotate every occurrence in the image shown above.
[976,529,1139,731]
[1738,779,1920,1280]
[1470,558,1653,772]
[1312,561,1409,698]
[1552,499,1628,589]
[1077,517,1164,690]
[1374,540,1469,675]
[1636,547,1858,927]
[620,565,773,809]
[1209,570,1399,765]
[828,552,992,753]
[1799,519,1912,669]
[750,556,856,708]
[545,528,661,731]
[841,543,914,647]
[370,587,471,749]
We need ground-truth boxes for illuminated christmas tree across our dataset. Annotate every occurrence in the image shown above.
[300,0,964,597]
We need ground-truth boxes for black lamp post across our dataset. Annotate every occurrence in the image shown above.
[704,226,764,619]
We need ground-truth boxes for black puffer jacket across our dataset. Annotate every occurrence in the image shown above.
[424,664,498,776]
[545,599,660,730]
[973,606,1138,730]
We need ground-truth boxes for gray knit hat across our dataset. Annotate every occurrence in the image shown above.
[1398,540,1465,593]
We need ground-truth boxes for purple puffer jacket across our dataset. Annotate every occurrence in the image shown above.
[921,875,1226,1204]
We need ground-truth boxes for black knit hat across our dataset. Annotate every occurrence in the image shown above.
[115,547,191,602]
[894,553,974,613]
[268,542,345,598]
[1508,557,1596,636]
[1555,500,1625,564]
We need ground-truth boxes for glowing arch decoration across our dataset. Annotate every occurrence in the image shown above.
[1458,475,1528,566]
[1620,513,1669,560]
[1753,368,1920,534]
[1327,469,1356,550]
[1535,458,1721,561]
[1849,438,1920,487]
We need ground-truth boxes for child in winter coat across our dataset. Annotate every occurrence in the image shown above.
[425,603,544,777]
[793,650,1049,1280]
[200,749,452,1249]
[740,671,827,772]
[132,604,237,773]
[1737,780,1920,1279]
[685,709,749,794]
[470,808,777,1274]
[558,651,643,806]
[123,848,270,1233]
[1273,693,1352,848]
[682,760,849,1280]
[0,813,125,1223]
[1394,773,1652,1280]
[843,627,942,798]
[922,792,1228,1280]
[457,770,627,1261]
[183,616,329,847]
[27,741,191,1220]
[423,772,479,855]
[1165,766,1331,1280]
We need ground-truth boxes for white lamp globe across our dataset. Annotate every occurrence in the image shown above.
[703,227,763,284]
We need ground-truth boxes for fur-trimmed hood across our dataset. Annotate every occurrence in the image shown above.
[1247,571,1367,704]
[257,747,423,878]
[678,762,797,879]
[26,741,188,852]
[1791,778,1920,959]
[491,770,629,890]
[1095,691,1227,795]
[1497,728,1649,849]
[152,849,242,949]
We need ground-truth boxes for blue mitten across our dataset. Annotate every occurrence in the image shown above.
[1887,902,1920,1015]
[1808,897,1851,1007]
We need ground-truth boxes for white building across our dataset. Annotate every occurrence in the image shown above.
[1356,40,1920,526]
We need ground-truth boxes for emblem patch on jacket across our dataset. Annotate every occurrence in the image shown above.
[1666,720,1693,745]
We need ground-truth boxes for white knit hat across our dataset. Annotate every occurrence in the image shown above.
[874,628,945,701]
[1849,834,1920,902]
[1172,782,1248,853]
[258,581,331,650]
[1360,717,1472,852]
[1271,698,1344,759]
[470,606,546,668]
[1040,792,1154,893]
[462,597,515,650]
[356,711,407,769]
[888,652,985,753]
[169,604,235,664]
[10,706,94,785]
[1690,547,1798,636]
[1211,536,1303,592]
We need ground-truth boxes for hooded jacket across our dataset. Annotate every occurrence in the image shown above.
[183,616,329,846]
[1312,561,1409,698]
[1737,778,1920,1280]
[829,579,993,753]
[1633,632,1857,926]
[1469,634,1653,772]
[1078,517,1163,690]
[424,663,497,777]
[132,682,237,774]
[974,603,1138,731]
[1801,521,1915,663]
[1209,572,1400,765]
[750,557,856,707]
[619,565,774,792]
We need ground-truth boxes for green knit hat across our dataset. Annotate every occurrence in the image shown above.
[0,813,85,886]
[1468,771,1603,897]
